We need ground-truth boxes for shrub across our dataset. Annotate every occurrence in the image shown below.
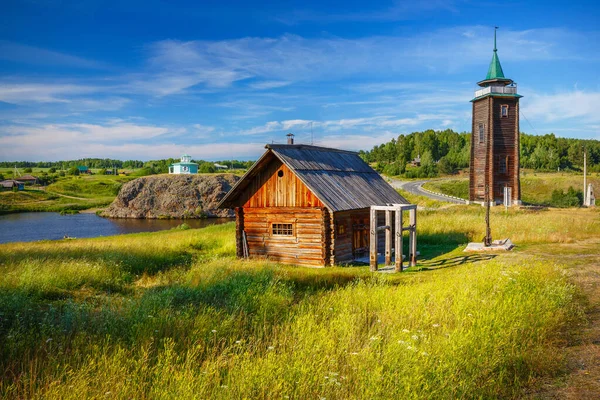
[48,167,56,173]
[383,162,405,176]
[437,157,455,175]
[199,162,216,173]
[67,167,80,176]
[23,167,33,173]
[550,186,582,208]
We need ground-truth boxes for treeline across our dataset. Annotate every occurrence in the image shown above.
[1,158,255,174]
[0,159,144,169]
[360,130,600,177]
[359,129,471,178]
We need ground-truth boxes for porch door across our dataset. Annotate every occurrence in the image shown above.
[352,218,369,259]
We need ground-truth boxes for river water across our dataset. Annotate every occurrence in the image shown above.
[0,212,233,244]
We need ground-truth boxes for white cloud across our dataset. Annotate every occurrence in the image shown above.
[141,27,581,95]
[523,90,600,124]
[0,122,265,161]
[0,83,99,104]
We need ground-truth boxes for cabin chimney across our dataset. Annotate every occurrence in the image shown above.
[286,133,294,145]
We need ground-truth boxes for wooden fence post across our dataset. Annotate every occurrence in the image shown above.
[370,207,378,272]
[385,210,392,266]
[395,208,403,272]
[409,208,417,267]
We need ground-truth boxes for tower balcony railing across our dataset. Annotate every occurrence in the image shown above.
[474,85,518,98]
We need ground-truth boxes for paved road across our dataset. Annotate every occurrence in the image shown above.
[388,178,467,204]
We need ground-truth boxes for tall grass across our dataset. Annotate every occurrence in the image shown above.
[0,209,593,398]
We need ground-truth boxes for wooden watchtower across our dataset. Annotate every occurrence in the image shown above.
[469,28,522,205]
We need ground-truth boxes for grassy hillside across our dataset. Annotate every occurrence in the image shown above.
[0,175,136,214]
[46,175,133,200]
[423,172,600,205]
[1,205,598,398]
[0,189,110,214]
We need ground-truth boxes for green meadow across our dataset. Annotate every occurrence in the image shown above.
[0,175,135,214]
[1,204,598,399]
[423,172,600,205]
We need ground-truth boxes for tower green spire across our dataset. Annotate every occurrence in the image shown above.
[486,27,505,80]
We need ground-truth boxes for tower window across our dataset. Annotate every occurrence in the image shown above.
[478,123,485,143]
[499,157,507,173]
[501,105,509,118]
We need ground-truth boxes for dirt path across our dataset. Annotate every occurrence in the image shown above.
[526,239,600,399]
[47,191,92,201]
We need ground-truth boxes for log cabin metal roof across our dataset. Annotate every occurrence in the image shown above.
[218,144,407,212]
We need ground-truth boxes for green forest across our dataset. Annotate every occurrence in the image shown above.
[0,158,254,173]
[359,130,600,178]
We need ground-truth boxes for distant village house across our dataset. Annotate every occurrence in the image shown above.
[169,154,198,174]
[16,174,38,185]
[1,180,25,191]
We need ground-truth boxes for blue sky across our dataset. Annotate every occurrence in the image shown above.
[0,0,599,161]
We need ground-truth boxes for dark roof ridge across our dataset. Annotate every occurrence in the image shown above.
[266,143,358,155]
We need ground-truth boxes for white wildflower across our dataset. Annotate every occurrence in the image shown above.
[402,329,410,333]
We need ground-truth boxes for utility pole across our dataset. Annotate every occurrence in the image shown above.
[484,185,492,246]
[583,149,587,206]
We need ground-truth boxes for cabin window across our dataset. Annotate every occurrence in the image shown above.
[478,123,485,143]
[272,223,293,236]
[501,105,509,118]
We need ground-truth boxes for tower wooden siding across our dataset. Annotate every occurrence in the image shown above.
[470,96,521,201]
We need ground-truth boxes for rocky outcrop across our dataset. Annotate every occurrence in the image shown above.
[101,174,239,219]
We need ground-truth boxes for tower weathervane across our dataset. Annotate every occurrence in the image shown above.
[494,26,499,51]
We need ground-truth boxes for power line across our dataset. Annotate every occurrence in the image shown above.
[519,109,539,136]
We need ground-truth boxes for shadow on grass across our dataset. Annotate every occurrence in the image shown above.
[416,253,497,271]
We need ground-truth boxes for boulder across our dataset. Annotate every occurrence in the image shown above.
[101,174,239,219]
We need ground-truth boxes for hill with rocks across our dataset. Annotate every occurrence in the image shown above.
[101,174,239,219]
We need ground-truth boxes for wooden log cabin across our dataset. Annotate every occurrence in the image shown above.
[469,28,522,205]
[218,141,408,267]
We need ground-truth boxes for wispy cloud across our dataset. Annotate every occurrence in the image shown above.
[523,90,600,124]
[0,40,108,69]
[0,83,99,104]
[137,27,583,96]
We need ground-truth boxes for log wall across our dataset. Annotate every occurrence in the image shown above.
[241,207,327,267]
